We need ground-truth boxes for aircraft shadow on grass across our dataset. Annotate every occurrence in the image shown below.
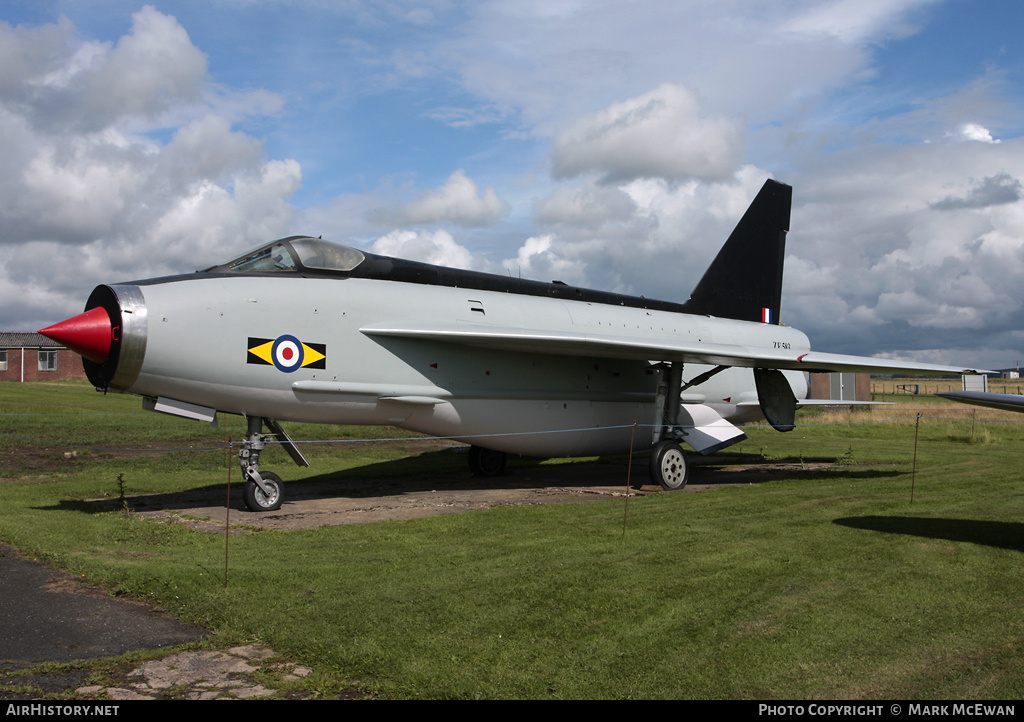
[40,450,909,515]
[833,516,1024,553]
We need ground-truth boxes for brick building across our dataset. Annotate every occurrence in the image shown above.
[0,333,88,382]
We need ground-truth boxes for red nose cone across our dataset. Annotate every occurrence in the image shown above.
[39,307,114,364]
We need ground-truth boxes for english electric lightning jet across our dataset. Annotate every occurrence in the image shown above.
[40,180,987,511]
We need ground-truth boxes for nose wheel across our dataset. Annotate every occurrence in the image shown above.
[237,415,309,512]
[243,470,283,512]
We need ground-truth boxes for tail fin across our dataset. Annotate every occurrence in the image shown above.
[681,179,791,324]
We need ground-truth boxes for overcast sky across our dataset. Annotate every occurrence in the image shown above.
[3,0,1023,370]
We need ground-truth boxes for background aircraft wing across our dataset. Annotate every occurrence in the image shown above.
[936,391,1024,412]
[360,323,989,376]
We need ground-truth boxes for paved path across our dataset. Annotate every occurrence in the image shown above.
[0,544,207,668]
[0,544,217,698]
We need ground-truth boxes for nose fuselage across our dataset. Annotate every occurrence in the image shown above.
[39,284,148,391]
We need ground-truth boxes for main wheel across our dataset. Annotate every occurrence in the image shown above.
[468,446,507,477]
[649,441,689,490]
[243,470,284,512]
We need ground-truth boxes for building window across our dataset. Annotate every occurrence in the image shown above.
[0,350,7,371]
[38,350,57,372]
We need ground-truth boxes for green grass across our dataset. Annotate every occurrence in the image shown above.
[1,381,1023,698]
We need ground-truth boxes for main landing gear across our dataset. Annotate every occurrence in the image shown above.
[468,445,506,477]
[643,361,690,490]
[649,440,688,490]
[238,416,310,512]
[646,362,732,491]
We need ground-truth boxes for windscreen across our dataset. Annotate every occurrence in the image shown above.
[289,238,365,272]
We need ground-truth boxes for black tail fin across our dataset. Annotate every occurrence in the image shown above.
[681,179,791,324]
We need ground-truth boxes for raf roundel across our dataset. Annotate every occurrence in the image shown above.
[247,335,327,372]
[271,335,304,373]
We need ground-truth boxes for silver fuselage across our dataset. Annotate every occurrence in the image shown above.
[116,275,810,457]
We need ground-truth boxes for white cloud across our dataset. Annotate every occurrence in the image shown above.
[521,165,776,299]
[149,158,302,270]
[550,84,744,183]
[957,123,1000,143]
[874,290,983,329]
[775,134,1024,363]
[781,0,938,43]
[534,183,641,233]
[11,6,209,134]
[388,169,510,226]
[502,234,585,285]
[0,14,74,94]
[371,228,478,269]
[80,6,207,122]
[0,8,300,331]
[160,115,266,189]
[443,1,944,137]
[931,173,1022,210]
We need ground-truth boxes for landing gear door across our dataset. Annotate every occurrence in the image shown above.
[754,368,797,432]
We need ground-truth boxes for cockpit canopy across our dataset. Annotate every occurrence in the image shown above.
[212,237,366,275]
[199,233,690,317]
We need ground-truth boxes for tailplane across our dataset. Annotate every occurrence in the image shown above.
[682,179,791,324]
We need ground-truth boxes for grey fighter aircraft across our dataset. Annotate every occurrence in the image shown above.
[40,180,987,511]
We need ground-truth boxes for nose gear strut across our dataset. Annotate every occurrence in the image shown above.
[237,416,310,512]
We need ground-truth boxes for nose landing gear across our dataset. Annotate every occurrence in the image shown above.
[237,416,309,512]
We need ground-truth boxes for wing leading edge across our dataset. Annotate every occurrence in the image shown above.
[360,323,989,376]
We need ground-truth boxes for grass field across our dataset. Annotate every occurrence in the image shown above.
[1,381,1022,699]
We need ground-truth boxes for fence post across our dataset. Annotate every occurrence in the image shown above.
[911,414,921,503]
